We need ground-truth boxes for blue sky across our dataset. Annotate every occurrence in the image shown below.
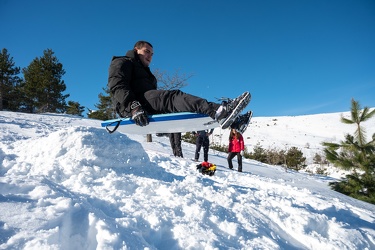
[1,0,374,117]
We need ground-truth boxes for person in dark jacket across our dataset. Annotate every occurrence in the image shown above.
[169,133,183,157]
[194,129,213,162]
[108,41,249,129]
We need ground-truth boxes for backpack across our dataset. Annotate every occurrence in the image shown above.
[196,161,216,176]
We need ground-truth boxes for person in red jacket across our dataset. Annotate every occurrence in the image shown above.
[227,128,245,172]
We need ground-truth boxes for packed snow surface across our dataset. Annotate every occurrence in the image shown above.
[0,111,374,250]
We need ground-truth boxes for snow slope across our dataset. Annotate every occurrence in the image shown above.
[0,111,374,250]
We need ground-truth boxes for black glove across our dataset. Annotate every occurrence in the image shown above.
[130,101,149,127]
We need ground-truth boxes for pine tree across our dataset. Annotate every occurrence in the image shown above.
[285,147,306,171]
[0,48,22,111]
[323,99,375,204]
[340,99,375,155]
[22,49,69,113]
[88,88,116,120]
[66,101,85,116]
[249,143,268,163]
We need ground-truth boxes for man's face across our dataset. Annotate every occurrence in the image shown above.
[135,44,154,67]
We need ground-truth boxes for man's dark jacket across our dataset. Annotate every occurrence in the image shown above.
[108,50,157,117]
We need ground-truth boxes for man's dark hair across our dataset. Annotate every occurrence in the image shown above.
[134,41,153,49]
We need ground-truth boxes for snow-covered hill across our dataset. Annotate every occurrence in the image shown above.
[219,111,375,162]
[0,110,374,250]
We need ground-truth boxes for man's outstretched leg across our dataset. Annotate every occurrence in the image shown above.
[144,90,251,129]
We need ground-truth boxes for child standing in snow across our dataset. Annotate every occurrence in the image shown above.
[227,128,245,172]
[193,129,213,162]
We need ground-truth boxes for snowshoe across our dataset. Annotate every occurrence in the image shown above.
[231,110,253,134]
[216,92,251,130]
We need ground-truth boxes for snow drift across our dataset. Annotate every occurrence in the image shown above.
[0,111,374,249]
